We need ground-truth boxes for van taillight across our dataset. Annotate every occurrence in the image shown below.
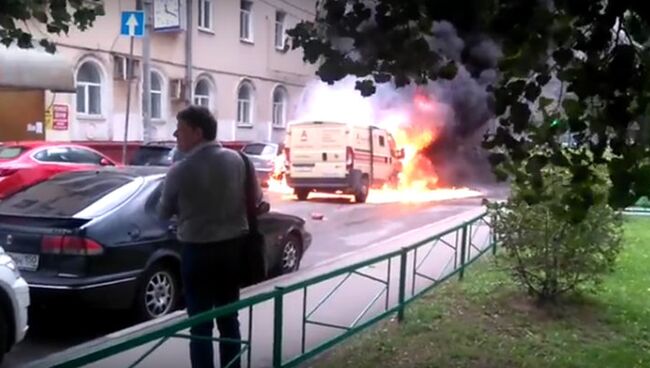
[41,235,104,256]
[346,147,354,171]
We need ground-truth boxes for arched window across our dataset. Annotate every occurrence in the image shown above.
[237,81,254,125]
[272,86,288,127]
[150,71,163,119]
[194,79,212,107]
[76,61,102,115]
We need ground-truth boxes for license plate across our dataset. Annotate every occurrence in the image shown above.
[7,252,39,271]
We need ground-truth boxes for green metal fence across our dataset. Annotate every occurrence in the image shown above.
[51,212,496,368]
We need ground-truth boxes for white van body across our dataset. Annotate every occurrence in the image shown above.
[285,121,403,202]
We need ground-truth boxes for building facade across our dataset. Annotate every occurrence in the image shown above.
[41,0,317,143]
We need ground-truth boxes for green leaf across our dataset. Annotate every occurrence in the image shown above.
[506,80,527,97]
[355,79,377,97]
[539,96,554,110]
[510,102,531,133]
[524,82,542,102]
[562,99,582,119]
[535,73,551,86]
[552,48,573,67]
[438,61,458,80]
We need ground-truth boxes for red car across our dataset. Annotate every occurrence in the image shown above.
[0,141,118,200]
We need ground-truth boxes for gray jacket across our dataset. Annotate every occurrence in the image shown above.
[157,141,263,243]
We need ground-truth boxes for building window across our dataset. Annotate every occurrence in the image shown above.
[194,79,211,107]
[198,0,212,30]
[237,81,254,125]
[275,11,286,50]
[76,62,102,115]
[150,71,163,120]
[240,0,253,42]
[272,86,288,127]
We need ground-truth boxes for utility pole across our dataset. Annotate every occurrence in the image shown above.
[142,0,153,143]
[185,0,193,106]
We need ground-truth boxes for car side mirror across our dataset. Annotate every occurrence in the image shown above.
[257,201,270,215]
[395,149,405,159]
[100,158,113,166]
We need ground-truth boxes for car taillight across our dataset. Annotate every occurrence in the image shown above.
[41,235,104,256]
[346,147,354,171]
[0,168,17,177]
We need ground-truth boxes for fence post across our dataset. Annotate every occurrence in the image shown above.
[459,225,468,280]
[491,214,498,255]
[397,248,408,323]
[272,287,284,368]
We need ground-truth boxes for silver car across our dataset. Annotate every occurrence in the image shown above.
[0,246,30,364]
[241,142,285,185]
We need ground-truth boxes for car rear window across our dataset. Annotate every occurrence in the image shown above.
[243,144,276,156]
[0,146,26,159]
[0,171,143,218]
[129,146,173,166]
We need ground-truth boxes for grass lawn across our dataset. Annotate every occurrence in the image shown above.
[308,218,650,368]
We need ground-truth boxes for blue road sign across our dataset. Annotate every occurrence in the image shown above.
[120,11,145,37]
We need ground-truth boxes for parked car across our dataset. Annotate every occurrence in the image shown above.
[0,141,118,200]
[128,141,177,167]
[129,140,256,167]
[0,247,30,364]
[241,142,286,186]
[0,167,311,320]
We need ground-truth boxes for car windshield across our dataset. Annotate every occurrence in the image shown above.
[243,144,276,156]
[0,170,143,218]
[129,146,173,166]
[0,146,27,160]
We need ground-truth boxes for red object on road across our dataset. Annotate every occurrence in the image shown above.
[0,141,119,199]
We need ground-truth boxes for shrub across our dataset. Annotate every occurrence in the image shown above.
[488,167,623,303]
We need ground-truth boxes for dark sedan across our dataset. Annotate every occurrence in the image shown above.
[0,167,311,320]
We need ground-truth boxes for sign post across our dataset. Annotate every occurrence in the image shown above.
[120,11,145,164]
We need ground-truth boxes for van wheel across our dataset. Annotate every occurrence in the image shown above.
[355,177,369,203]
[295,189,310,201]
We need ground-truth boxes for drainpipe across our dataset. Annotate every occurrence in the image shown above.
[185,0,193,107]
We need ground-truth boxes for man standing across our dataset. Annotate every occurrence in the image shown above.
[158,106,262,368]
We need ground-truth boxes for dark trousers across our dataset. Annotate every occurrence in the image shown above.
[181,238,243,368]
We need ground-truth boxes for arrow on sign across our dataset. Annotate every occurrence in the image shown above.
[126,14,139,36]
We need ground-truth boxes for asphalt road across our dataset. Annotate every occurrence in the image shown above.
[3,185,505,367]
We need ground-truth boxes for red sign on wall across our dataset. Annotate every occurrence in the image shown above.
[52,104,69,131]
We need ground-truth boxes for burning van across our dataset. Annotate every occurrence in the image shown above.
[284,120,404,203]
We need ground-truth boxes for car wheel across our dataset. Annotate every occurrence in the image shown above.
[134,264,180,321]
[354,177,369,203]
[295,189,310,201]
[0,303,8,365]
[280,234,302,274]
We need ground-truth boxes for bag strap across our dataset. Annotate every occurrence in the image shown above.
[238,151,259,232]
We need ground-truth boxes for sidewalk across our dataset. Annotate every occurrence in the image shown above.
[30,207,490,368]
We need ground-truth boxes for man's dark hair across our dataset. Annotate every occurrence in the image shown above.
[176,105,218,141]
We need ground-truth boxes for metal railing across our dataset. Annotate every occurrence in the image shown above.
[52,212,496,368]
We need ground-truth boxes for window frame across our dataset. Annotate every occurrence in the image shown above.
[274,11,286,50]
[239,0,254,43]
[272,86,288,128]
[75,61,103,116]
[237,81,254,126]
[198,0,213,31]
[193,78,212,108]
[149,71,164,120]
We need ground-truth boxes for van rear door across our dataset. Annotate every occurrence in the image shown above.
[288,122,348,178]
